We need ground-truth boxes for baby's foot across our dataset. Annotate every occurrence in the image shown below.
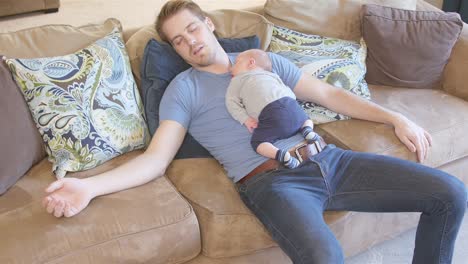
[301,126,319,144]
[276,149,300,169]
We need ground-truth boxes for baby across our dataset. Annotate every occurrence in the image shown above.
[226,49,317,169]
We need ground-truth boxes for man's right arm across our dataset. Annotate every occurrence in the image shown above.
[42,120,186,218]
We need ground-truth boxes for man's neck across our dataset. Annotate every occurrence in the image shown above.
[194,48,231,74]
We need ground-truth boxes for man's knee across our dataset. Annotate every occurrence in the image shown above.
[440,174,467,215]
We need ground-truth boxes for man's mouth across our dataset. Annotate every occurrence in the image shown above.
[193,45,204,56]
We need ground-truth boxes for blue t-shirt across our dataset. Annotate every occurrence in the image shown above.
[160,52,304,182]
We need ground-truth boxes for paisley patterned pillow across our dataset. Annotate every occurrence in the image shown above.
[4,28,150,178]
[269,25,371,124]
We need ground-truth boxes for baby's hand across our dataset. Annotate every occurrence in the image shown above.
[244,117,258,133]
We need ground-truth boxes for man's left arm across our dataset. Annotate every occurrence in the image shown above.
[294,73,432,162]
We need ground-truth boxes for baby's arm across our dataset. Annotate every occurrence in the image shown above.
[225,82,251,125]
[244,117,258,133]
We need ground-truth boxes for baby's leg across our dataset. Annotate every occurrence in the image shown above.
[256,142,300,169]
[301,119,318,143]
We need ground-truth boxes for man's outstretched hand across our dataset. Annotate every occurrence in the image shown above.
[244,117,258,133]
[393,115,432,163]
[42,178,92,218]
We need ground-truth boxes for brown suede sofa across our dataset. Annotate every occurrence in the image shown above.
[0,0,59,18]
[0,0,467,263]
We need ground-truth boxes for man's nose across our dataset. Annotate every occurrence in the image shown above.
[187,38,196,46]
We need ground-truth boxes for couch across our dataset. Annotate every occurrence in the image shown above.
[0,0,467,263]
[0,0,60,18]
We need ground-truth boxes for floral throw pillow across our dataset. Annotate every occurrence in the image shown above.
[269,25,371,124]
[4,28,150,178]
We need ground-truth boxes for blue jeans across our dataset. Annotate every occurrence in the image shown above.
[237,145,467,264]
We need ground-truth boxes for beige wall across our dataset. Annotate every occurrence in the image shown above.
[0,0,267,34]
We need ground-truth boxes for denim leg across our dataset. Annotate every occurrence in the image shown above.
[237,161,344,264]
[317,148,468,264]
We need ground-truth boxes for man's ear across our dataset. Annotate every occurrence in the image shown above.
[205,16,215,32]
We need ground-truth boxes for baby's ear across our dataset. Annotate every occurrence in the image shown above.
[249,58,256,67]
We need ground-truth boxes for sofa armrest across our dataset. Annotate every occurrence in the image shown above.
[416,0,468,101]
[442,25,468,101]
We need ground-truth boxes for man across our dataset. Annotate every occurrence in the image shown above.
[43,1,467,263]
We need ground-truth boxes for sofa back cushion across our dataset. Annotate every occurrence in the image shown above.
[0,18,121,58]
[264,0,417,41]
[0,61,45,195]
[362,4,463,89]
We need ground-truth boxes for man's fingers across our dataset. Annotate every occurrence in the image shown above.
[422,134,430,160]
[46,196,58,214]
[42,196,51,208]
[46,180,64,193]
[411,134,424,163]
[424,131,433,147]
[418,137,426,162]
[64,204,73,218]
[401,136,416,153]
[54,200,65,218]
[64,204,78,218]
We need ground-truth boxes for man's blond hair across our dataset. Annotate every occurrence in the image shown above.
[155,0,207,43]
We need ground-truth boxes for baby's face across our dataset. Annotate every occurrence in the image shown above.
[230,53,252,77]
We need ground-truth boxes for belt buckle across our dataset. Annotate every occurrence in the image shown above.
[294,139,323,163]
[294,143,308,163]
[312,138,323,153]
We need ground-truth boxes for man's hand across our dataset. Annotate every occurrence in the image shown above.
[244,117,258,133]
[42,178,92,218]
[393,115,432,163]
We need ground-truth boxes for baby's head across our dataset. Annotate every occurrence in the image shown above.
[231,49,272,77]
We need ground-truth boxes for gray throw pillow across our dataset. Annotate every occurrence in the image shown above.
[0,59,45,194]
[362,4,463,89]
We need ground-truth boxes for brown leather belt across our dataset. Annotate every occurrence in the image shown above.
[238,137,327,184]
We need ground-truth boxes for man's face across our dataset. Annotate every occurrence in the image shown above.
[162,9,219,68]
[231,52,252,77]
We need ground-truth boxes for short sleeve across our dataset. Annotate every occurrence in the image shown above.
[159,77,192,129]
[268,52,302,90]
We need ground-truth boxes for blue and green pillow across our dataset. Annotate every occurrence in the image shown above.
[269,25,370,124]
[5,28,150,178]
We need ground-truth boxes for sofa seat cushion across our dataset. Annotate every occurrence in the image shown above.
[166,158,349,258]
[316,85,468,167]
[0,151,200,264]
